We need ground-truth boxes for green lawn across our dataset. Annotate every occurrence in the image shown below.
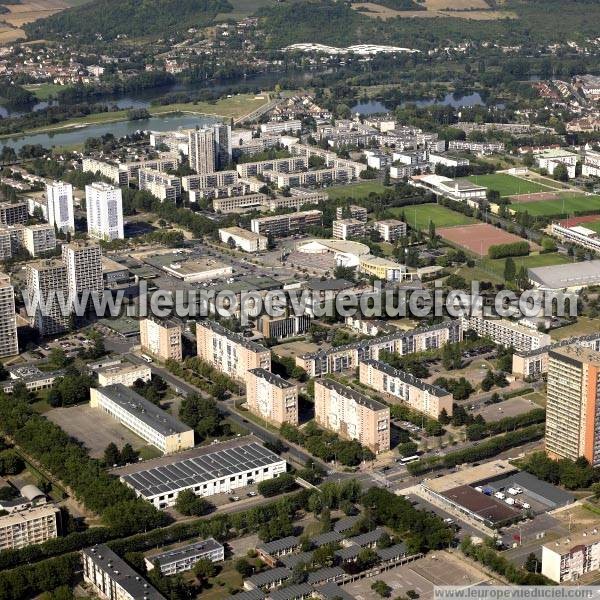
[459,252,570,282]
[387,203,478,231]
[466,173,553,197]
[326,180,387,200]
[550,316,600,341]
[23,83,65,101]
[510,193,600,217]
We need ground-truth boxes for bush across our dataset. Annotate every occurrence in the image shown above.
[258,473,297,497]
[488,241,530,259]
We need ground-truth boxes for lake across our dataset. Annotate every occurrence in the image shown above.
[1,113,220,152]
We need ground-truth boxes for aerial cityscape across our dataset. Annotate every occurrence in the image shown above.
[2,0,600,599]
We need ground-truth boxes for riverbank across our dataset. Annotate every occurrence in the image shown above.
[0,92,270,142]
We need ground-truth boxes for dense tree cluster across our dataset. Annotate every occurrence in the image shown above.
[521,452,599,490]
[257,473,297,497]
[466,408,546,442]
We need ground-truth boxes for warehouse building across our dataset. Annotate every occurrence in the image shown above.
[115,437,286,509]
[90,384,194,454]
[528,259,600,291]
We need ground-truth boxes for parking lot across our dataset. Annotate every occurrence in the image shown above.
[474,396,538,421]
[342,552,493,599]
[47,404,146,458]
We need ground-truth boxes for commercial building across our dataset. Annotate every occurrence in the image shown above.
[196,320,271,380]
[359,359,453,419]
[45,181,75,233]
[219,226,268,252]
[145,538,225,575]
[246,368,299,426]
[97,362,152,387]
[90,384,194,454]
[332,219,365,240]
[250,210,322,238]
[297,320,462,377]
[314,378,390,454]
[116,437,286,508]
[542,530,600,582]
[529,259,600,291]
[358,254,408,281]
[82,545,166,600]
[86,182,124,241]
[374,219,407,242]
[0,274,18,358]
[62,240,104,303]
[140,317,183,362]
[188,127,216,174]
[22,224,56,257]
[0,504,60,551]
[0,202,28,226]
[461,315,551,352]
[546,345,600,466]
[25,259,70,336]
[157,254,233,283]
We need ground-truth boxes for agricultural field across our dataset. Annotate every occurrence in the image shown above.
[353,0,515,19]
[326,180,387,200]
[466,173,553,197]
[215,0,275,21]
[509,193,600,217]
[387,203,478,230]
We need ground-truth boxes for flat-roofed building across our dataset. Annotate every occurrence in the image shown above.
[265,166,352,188]
[412,174,486,203]
[0,274,18,358]
[196,319,271,380]
[45,180,74,234]
[246,368,298,426]
[182,170,238,191]
[542,530,600,582]
[546,344,600,466]
[529,259,600,291]
[140,317,182,362]
[0,504,60,551]
[219,226,268,252]
[534,148,577,179]
[358,254,408,281]
[97,362,152,387]
[374,219,407,242]
[336,205,368,222]
[251,210,323,238]
[297,320,462,377]
[461,315,550,352]
[332,219,365,241]
[236,157,307,179]
[0,202,28,226]
[139,167,181,202]
[212,193,269,213]
[90,384,194,454]
[260,120,302,135]
[145,538,224,575]
[82,545,166,600]
[115,437,286,508]
[22,223,56,257]
[359,359,452,418]
[188,128,216,175]
[314,378,390,453]
[86,182,124,241]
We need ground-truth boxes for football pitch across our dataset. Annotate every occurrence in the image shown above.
[466,173,553,197]
[509,193,600,217]
[387,203,478,230]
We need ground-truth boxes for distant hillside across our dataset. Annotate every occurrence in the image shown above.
[24,0,232,40]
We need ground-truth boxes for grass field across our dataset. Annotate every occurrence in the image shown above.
[353,2,515,19]
[215,0,275,21]
[550,316,600,341]
[581,220,600,234]
[510,193,600,217]
[466,174,553,197]
[326,180,388,200]
[459,252,570,282]
[387,203,478,231]
[23,82,65,100]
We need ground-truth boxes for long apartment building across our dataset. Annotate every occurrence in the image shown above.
[196,320,271,380]
[250,210,322,238]
[140,317,182,362]
[297,320,462,377]
[314,378,390,454]
[97,363,152,387]
[236,156,308,178]
[545,345,600,466]
[213,193,268,213]
[82,154,179,186]
[138,168,181,202]
[145,538,224,576]
[542,530,600,583]
[0,504,60,551]
[246,368,299,426]
[290,143,367,178]
[0,274,18,358]
[550,222,600,253]
[359,359,453,419]
[512,333,600,378]
[212,189,325,214]
[461,315,551,352]
[263,166,352,188]
[90,384,195,454]
[82,545,166,600]
[182,170,238,191]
